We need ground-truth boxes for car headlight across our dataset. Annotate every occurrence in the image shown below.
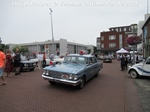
[69,74,78,80]
[43,70,49,76]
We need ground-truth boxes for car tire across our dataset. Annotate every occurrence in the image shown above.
[130,70,138,79]
[49,81,56,85]
[78,76,85,89]
[30,68,34,71]
[95,71,99,77]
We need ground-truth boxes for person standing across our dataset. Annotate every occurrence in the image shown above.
[4,50,13,77]
[42,52,46,67]
[120,54,125,71]
[0,48,6,85]
[37,52,43,70]
[49,52,54,61]
[49,52,54,65]
[124,54,128,70]
[13,48,21,75]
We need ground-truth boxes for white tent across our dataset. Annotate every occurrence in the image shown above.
[116,48,128,53]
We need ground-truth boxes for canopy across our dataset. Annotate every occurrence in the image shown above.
[116,48,128,53]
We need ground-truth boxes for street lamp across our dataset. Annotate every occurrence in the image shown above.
[49,8,55,54]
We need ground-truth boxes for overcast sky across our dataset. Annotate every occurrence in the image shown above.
[0,0,149,46]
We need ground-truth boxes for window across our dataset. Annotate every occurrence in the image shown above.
[119,28,122,32]
[97,38,100,41]
[109,35,116,40]
[97,42,100,50]
[109,43,116,48]
[101,36,104,41]
[124,27,126,31]
[101,44,104,48]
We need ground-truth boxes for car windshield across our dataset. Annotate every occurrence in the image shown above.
[64,56,87,65]
[54,56,60,59]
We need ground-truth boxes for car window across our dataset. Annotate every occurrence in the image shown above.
[78,57,86,64]
[89,57,97,64]
[64,56,86,64]
[146,58,150,64]
[64,56,71,62]
[92,57,97,63]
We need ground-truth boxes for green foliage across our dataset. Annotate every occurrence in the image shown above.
[0,44,9,52]
[12,46,29,53]
[94,46,97,53]
[87,49,91,54]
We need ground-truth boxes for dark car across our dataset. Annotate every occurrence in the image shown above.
[103,56,112,63]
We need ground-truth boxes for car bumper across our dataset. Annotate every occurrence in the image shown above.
[42,75,81,86]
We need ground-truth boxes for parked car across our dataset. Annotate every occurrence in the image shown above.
[128,56,150,78]
[20,60,37,72]
[30,55,64,66]
[103,55,112,63]
[42,54,103,89]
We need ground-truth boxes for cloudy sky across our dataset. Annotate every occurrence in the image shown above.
[0,0,149,46]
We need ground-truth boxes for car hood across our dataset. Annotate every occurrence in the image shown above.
[132,62,144,67]
[43,63,85,74]
[21,60,37,63]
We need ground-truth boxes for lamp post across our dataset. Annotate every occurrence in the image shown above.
[49,8,55,54]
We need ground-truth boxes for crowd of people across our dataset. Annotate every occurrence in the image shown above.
[118,53,143,71]
[37,52,54,70]
[0,48,22,85]
[0,47,56,86]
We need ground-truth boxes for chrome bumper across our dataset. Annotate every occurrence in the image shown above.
[42,75,81,86]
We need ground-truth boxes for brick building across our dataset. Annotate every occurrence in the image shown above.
[142,16,150,58]
[97,24,138,56]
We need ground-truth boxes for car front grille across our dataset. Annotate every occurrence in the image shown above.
[48,71,63,78]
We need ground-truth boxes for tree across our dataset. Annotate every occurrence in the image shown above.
[87,49,91,54]
[0,44,9,52]
[12,46,29,54]
[94,46,97,54]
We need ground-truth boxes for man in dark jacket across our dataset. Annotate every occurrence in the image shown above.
[13,48,21,75]
[120,54,125,71]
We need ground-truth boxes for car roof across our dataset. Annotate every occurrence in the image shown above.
[68,54,94,58]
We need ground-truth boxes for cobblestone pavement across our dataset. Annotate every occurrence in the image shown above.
[134,76,150,112]
[0,60,144,112]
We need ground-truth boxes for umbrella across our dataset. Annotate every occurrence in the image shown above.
[116,48,128,53]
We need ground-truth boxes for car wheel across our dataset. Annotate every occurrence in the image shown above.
[30,68,34,71]
[95,71,99,77]
[78,76,85,89]
[49,81,56,85]
[130,70,138,79]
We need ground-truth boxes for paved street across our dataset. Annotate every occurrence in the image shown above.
[134,77,150,112]
[0,60,145,112]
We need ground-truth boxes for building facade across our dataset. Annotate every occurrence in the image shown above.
[142,16,150,58]
[9,38,88,56]
[97,24,138,56]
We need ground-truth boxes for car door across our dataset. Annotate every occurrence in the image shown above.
[85,57,95,80]
[142,57,150,76]
[91,57,99,75]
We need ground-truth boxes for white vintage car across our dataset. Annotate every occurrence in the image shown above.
[30,56,64,66]
[128,56,150,78]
